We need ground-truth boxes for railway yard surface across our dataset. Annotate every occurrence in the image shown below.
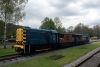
[0,40,100,67]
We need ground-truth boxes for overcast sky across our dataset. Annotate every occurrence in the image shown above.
[19,0,100,29]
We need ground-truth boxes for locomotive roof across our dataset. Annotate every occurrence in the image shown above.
[23,27,58,33]
[59,33,74,34]
[50,30,58,33]
[59,33,84,35]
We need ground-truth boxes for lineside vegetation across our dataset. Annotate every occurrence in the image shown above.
[2,42,100,67]
[0,48,18,56]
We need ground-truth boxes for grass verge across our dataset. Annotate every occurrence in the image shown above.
[0,42,15,46]
[0,48,18,56]
[3,42,100,67]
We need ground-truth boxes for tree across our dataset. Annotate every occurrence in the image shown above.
[93,25,100,38]
[67,26,74,33]
[61,27,67,33]
[0,20,4,35]
[82,25,89,34]
[0,0,28,48]
[40,17,65,33]
[54,17,62,33]
[74,23,83,33]
[74,23,89,34]
[40,17,56,30]
[88,28,93,37]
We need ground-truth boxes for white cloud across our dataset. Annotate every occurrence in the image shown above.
[19,0,100,29]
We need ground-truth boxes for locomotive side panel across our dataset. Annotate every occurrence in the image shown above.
[25,29,48,45]
[25,29,58,45]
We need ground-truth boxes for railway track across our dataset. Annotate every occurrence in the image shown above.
[97,63,100,67]
[0,54,23,61]
[0,53,33,67]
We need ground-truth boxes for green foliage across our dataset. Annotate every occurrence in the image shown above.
[0,42,15,45]
[0,21,24,38]
[54,17,62,33]
[74,23,89,34]
[93,25,100,38]
[0,48,18,56]
[40,17,56,30]
[40,17,65,33]
[0,0,28,48]
[0,0,28,23]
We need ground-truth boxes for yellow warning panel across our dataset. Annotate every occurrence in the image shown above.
[16,28,23,41]
[14,45,24,49]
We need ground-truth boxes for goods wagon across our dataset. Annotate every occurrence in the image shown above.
[58,33,74,47]
[73,34,83,45]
